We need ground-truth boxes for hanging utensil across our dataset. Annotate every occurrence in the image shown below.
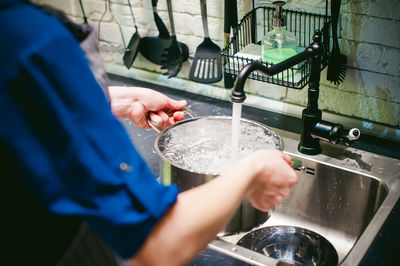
[223,0,238,88]
[139,0,172,65]
[327,0,347,85]
[98,0,139,69]
[189,0,222,84]
[161,0,184,78]
[139,0,188,68]
[122,0,141,69]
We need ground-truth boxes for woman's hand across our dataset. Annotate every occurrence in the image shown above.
[241,150,298,212]
[108,86,187,129]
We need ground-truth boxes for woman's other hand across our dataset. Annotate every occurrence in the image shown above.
[108,86,187,129]
[237,150,298,212]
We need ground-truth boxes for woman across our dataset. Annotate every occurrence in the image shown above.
[0,1,297,265]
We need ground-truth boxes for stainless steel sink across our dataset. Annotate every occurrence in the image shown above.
[112,76,399,265]
[209,129,400,265]
[266,153,388,262]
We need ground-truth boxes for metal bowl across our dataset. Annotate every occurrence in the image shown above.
[237,226,338,266]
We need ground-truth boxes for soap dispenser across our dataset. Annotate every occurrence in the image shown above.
[262,0,298,65]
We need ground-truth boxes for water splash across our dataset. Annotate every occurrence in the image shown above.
[159,118,280,174]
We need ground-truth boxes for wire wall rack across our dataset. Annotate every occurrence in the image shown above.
[221,6,331,89]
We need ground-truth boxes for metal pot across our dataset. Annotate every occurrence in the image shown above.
[152,113,283,234]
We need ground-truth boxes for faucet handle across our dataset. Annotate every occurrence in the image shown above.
[312,121,360,146]
[341,128,360,146]
[347,128,361,141]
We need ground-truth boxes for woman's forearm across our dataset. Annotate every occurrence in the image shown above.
[129,159,258,266]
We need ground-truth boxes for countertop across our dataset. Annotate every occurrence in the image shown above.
[110,74,399,265]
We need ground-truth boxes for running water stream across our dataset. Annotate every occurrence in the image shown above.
[231,102,242,163]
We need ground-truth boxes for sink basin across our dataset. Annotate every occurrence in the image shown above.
[210,133,400,266]
[262,154,387,262]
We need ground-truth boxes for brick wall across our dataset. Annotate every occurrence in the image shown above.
[33,0,399,130]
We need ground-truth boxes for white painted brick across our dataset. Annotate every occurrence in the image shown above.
[286,86,309,106]
[246,80,288,101]
[206,0,224,19]
[33,0,78,16]
[238,0,252,21]
[107,3,140,27]
[319,87,400,126]
[74,0,109,21]
[342,0,400,20]
[342,13,400,49]
[320,68,400,103]
[285,0,327,14]
[342,40,400,77]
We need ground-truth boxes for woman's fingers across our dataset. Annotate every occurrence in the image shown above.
[282,153,293,167]
[165,99,187,111]
[149,110,185,130]
[173,111,185,122]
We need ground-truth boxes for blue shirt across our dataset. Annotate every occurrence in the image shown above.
[0,0,178,260]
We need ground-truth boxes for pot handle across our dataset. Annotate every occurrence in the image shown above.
[148,107,197,132]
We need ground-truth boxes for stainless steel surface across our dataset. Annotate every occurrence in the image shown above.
[209,128,400,265]
[155,116,283,234]
[237,226,338,266]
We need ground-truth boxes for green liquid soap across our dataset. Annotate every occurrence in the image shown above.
[262,48,298,80]
[262,48,297,64]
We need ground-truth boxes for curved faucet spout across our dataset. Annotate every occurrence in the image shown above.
[228,30,359,155]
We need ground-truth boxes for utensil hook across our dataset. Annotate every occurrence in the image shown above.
[78,0,88,24]
[99,0,138,52]
[127,0,138,31]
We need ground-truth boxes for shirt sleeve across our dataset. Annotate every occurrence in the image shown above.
[2,26,178,259]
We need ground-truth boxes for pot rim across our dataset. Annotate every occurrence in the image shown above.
[154,115,284,176]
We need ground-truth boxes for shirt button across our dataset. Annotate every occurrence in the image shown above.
[120,162,131,173]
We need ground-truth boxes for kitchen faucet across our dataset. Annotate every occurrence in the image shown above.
[231,30,360,155]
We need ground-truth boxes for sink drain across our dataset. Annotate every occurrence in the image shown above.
[237,225,338,266]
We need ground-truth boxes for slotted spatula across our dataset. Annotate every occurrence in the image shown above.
[189,0,222,84]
